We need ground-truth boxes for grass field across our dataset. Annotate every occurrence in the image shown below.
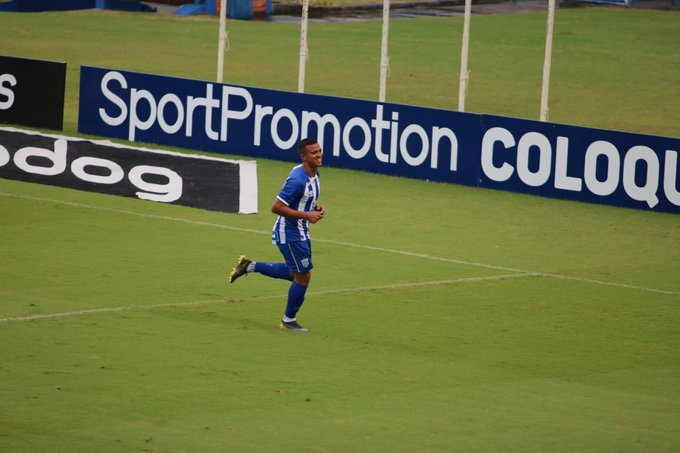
[1,6,680,452]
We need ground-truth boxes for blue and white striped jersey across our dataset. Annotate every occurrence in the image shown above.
[272,165,321,244]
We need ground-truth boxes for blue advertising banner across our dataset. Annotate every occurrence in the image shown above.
[78,66,680,214]
[78,66,481,187]
[479,115,680,213]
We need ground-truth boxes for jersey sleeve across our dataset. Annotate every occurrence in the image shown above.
[277,173,303,207]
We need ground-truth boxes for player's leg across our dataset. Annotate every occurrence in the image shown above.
[285,270,311,319]
[253,262,293,280]
[229,256,292,283]
[278,241,314,332]
[281,271,310,332]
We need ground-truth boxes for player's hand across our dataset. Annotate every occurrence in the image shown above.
[306,209,324,223]
[314,203,325,215]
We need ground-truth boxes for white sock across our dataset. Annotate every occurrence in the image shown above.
[247,262,256,272]
[282,315,296,323]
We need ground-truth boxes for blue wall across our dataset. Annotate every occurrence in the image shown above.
[0,0,93,11]
[0,0,149,12]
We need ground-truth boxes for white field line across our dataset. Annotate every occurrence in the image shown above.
[2,192,679,298]
[0,273,531,323]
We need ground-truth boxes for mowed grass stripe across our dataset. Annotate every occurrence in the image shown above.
[2,190,678,298]
[0,273,532,323]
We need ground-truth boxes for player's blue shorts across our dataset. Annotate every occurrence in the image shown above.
[277,240,314,274]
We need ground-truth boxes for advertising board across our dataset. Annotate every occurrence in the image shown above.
[0,55,66,130]
[0,127,258,214]
[78,66,679,213]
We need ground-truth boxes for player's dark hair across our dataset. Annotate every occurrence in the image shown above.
[298,138,318,154]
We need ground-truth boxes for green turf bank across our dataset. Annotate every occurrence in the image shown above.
[78,66,680,213]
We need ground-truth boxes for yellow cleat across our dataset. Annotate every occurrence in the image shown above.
[229,255,252,283]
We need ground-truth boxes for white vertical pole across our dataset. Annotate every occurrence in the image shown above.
[458,0,472,112]
[378,0,390,102]
[540,0,556,121]
[216,0,227,83]
[298,0,310,93]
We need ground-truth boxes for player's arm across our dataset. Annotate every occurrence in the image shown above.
[272,198,324,223]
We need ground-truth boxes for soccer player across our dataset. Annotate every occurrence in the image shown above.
[229,138,325,332]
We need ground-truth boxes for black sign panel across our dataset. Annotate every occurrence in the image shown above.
[0,128,258,213]
[0,55,66,130]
